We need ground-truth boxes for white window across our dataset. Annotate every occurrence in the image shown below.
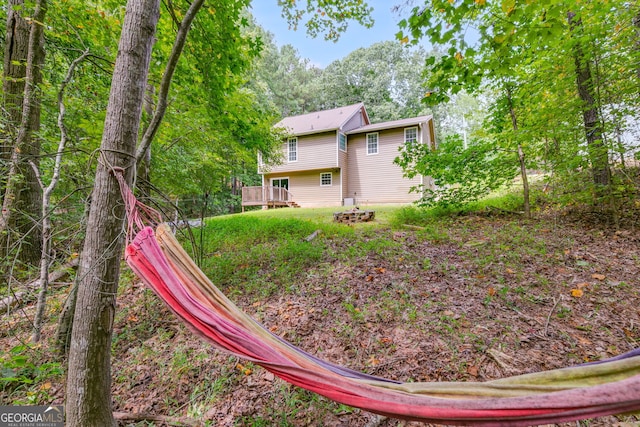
[405,127,418,144]
[367,133,378,155]
[320,172,332,186]
[287,137,297,162]
[338,133,347,152]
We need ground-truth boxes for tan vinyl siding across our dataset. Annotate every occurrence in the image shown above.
[346,128,422,205]
[266,171,341,207]
[265,131,337,174]
[337,146,348,170]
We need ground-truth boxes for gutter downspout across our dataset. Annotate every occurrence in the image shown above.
[419,122,425,192]
[337,130,343,205]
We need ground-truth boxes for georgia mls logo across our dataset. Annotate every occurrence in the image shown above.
[0,405,64,427]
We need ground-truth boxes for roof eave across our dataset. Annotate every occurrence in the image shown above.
[345,116,433,135]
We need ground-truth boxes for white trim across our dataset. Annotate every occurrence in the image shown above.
[320,172,332,187]
[287,137,298,162]
[366,132,379,155]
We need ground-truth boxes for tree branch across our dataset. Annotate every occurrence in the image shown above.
[112,412,198,426]
[135,0,206,165]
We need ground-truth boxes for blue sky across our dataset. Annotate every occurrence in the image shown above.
[250,1,412,68]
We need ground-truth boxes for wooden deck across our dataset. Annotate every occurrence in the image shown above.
[241,186,300,211]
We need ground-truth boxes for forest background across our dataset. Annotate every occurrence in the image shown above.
[1,0,639,426]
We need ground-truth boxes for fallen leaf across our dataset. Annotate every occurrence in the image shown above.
[591,273,606,281]
[571,289,584,298]
[467,365,479,376]
[367,355,380,366]
[488,287,496,296]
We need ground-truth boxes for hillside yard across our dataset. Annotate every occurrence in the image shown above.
[2,205,640,426]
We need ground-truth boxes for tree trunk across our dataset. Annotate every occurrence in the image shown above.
[65,1,160,426]
[32,49,90,343]
[568,11,610,188]
[506,85,531,219]
[56,200,91,356]
[55,282,77,356]
[0,0,46,265]
[1,0,30,190]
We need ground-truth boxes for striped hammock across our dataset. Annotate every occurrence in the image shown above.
[117,174,640,426]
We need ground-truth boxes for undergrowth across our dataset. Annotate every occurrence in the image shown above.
[2,188,639,426]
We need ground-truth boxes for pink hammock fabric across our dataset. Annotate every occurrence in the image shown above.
[116,174,640,426]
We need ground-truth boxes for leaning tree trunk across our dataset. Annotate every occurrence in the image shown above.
[136,83,155,199]
[0,0,46,265]
[135,0,204,202]
[65,1,160,426]
[134,0,205,163]
[568,11,610,188]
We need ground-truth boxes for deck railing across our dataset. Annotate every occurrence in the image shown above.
[241,186,292,207]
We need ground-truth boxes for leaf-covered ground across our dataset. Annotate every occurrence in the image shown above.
[2,209,640,426]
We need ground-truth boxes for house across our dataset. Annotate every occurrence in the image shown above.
[242,102,436,209]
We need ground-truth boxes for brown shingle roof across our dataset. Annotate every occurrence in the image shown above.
[275,103,368,136]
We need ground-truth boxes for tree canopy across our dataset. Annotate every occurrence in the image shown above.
[394,0,640,211]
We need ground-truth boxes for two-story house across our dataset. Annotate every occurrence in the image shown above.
[243,102,436,209]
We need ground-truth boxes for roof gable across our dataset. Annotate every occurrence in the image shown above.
[275,103,370,136]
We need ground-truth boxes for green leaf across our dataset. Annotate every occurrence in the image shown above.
[501,0,516,16]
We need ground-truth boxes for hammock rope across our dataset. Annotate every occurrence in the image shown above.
[114,171,640,426]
